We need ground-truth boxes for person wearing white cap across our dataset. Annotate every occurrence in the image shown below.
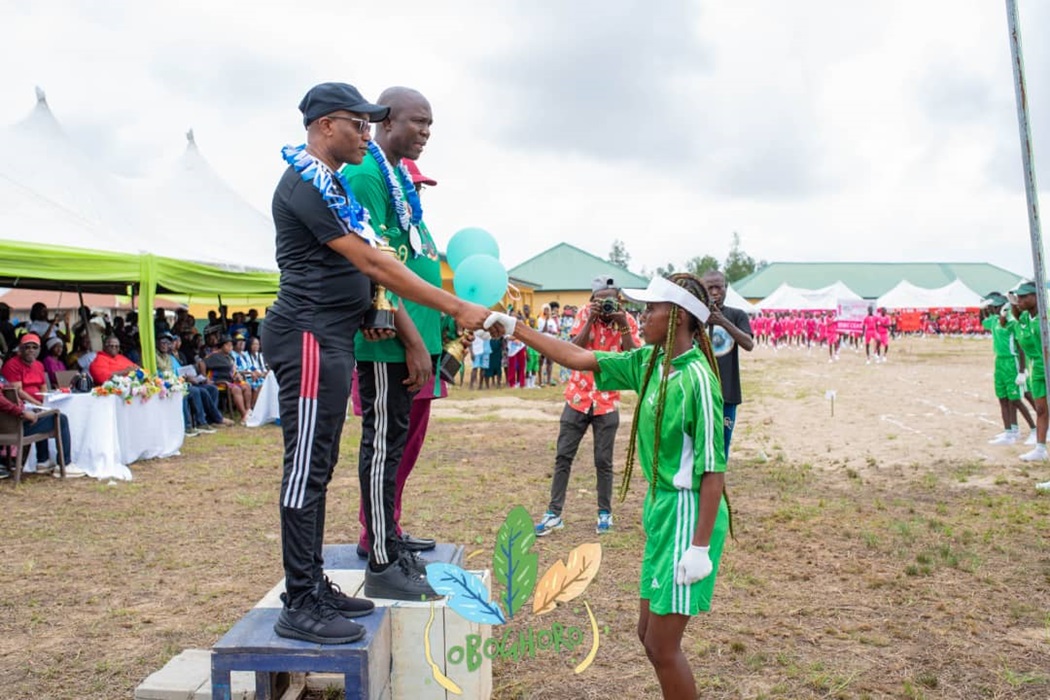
[486,272,730,699]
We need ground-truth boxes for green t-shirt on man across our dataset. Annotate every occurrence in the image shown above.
[341,152,443,363]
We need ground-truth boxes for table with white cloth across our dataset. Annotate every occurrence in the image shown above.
[37,392,185,480]
[245,372,279,428]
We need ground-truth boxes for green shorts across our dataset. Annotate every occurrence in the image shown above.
[1028,362,1047,400]
[640,488,729,616]
[994,357,1021,401]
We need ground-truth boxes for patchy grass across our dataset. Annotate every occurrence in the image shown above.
[1,338,1049,698]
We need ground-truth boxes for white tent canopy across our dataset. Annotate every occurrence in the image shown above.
[756,280,862,311]
[724,283,757,314]
[876,279,984,309]
[0,89,275,272]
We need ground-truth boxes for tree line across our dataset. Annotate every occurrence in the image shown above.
[607,232,766,284]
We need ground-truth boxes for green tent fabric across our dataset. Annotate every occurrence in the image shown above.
[0,239,278,373]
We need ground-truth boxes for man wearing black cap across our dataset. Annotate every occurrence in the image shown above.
[534,276,640,537]
[263,82,492,644]
[340,87,449,600]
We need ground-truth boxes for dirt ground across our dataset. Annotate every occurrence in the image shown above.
[1,336,1048,699]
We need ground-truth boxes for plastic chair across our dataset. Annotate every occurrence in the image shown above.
[0,387,66,485]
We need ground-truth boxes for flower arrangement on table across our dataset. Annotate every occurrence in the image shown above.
[92,369,188,404]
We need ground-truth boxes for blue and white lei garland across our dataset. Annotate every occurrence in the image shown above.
[367,141,423,255]
[281,144,380,247]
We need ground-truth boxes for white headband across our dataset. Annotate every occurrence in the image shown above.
[621,276,710,324]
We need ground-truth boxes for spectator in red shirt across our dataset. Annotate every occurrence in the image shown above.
[2,334,47,404]
[89,335,139,385]
[534,276,642,537]
[0,378,84,479]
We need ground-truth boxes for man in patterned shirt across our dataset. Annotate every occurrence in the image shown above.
[534,276,641,536]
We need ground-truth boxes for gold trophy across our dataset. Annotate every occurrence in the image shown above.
[439,333,467,383]
[362,240,399,331]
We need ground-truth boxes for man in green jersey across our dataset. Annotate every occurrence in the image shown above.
[342,87,445,600]
[981,292,1035,445]
[1006,282,1050,481]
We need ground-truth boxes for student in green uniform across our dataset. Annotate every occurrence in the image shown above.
[1007,282,1050,480]
[981,292,1035,445]
[485,272,729,699]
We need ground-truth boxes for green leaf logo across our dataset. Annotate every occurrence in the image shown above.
[492,506,538,619]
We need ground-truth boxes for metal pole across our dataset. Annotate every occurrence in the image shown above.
[1005,0,1050,407]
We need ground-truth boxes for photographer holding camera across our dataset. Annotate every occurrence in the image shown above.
[534,276,641,536]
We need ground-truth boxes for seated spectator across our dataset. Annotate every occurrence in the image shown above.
[204,335,250,423]
[72,306,107,352]
[42,337,67,389]
[1,336,78,473]
[155,332,230,436]
[0,377,85,479]
[26,302,69,345]
[67,334,97,373]
[154,308,171,337]
[246,336,268,377]
[2,334,47,404]
[89,335,139,385]
[228,312,249,340]
[245,309,261,339]
[232,334,266,408]
[0,302,17,357]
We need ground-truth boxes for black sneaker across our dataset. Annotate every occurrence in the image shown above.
[399,532,437,552]
[319,576,375,619]
[273,592,366,644]
[364,552,443,601]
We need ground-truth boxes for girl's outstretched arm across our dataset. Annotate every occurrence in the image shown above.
[487,312,600,373]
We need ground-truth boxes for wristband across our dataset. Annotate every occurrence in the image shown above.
[618,325,631,334]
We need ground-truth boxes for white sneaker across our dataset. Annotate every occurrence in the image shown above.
[1019,446,1048,462]
[1036,480,1050,491]
[55,463,86,478]
[988,433,1018,446]
[1026,432,1038,446]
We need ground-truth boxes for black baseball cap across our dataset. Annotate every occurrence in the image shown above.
[298,82,390,127]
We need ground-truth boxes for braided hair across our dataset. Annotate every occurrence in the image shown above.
[619,273,720,500]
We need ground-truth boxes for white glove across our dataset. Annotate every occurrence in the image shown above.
[675,545,713,586]
[484,312,516,336]
[1016,372,1028,387]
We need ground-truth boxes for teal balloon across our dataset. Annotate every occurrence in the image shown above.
[447,227,500,271]
[454,254,508,307]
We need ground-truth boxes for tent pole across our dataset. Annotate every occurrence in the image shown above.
[1005,0,1050,403]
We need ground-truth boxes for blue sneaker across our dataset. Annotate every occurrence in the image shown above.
[535,512,563,536]
[596,512,613,534]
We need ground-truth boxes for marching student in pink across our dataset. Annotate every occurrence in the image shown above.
[862,307,878,364]
[876,308,891,362]
[825,313,839,362]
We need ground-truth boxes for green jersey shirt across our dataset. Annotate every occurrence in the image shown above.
[341,152,443,363]
[594,346,725,492]
[982,315,1016,358]
[1010,311,1044,370]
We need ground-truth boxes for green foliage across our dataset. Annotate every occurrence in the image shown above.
[723,232,764,283]
[686,254,720,277]
[608,239,631,268]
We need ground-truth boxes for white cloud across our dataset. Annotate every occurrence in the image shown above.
[0,0,1047,281]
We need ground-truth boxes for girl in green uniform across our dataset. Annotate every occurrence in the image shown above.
[1007,283,1050,482]
[486,273,728,699]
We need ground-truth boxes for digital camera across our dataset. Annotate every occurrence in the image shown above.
[599,298,619,316]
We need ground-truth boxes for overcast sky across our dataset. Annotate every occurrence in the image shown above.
[1,0,1048,279]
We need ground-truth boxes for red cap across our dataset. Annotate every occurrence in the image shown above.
[20,333,41,346]
[401,158,437,187]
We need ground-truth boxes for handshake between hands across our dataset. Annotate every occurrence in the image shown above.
[484,311,517,337]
